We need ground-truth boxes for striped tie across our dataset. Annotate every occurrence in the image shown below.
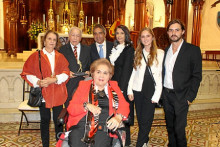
[73,46,77,59]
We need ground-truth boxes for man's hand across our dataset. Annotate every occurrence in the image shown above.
[128,94,134,101]
[187,100,191,105]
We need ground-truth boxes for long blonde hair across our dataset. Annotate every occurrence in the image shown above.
[134,27,158,69]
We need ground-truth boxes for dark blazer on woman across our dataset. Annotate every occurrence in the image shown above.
[111,45,134,99]
[90,41,114,63]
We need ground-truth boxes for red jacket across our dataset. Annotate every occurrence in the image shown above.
[21,50,70,108]
[67,80,130,130]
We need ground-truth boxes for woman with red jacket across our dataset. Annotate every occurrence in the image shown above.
[67,58,129,147]
[21,30,70,147]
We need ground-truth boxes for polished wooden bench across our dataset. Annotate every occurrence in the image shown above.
[204,51,220,61]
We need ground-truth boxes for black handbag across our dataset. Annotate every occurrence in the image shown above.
[142,52,163,108]
[28,50,43,107]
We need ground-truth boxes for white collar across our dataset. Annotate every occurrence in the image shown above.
[94,83,109,97]
[96,40,106,47]
[43,48,55,56]
[70,43,80,50]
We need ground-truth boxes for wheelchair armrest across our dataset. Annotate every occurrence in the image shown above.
[57,108,68,126]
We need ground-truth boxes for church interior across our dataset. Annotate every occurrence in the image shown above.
[0,0,220,146]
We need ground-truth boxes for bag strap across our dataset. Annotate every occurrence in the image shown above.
[38,50,43,79]
[142,51,156,86]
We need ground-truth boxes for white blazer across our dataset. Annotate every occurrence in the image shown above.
[127,49,164,103]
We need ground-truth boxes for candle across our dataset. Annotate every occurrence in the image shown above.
[43,14,45,23]
[98,17,100,24]
[85,16,87,24]
[57,15,59,23]
[92,16,93,25]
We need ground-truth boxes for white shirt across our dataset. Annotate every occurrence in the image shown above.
[127,49,164,103]
[96,40,107,58]
[164,40,183,89]
[109,43,125,65]
[27,48,69,88]
[70,43,81,60]
[94,83,109,98]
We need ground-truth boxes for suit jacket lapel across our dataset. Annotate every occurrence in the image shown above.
[92,43,99,57]
[79,43,85,61]
[67,43,77,61]
[67,43,80,71]
[162,45,170,83]
[173,41,187,69]
[106,41,111,60]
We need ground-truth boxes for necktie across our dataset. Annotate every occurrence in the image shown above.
[73,46,78,59]
[99,44,104,58]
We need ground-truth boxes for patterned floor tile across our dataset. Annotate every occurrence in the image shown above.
[0,108,220,147]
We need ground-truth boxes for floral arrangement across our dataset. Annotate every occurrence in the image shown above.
[87,24,96,34]
[27,21,43,41]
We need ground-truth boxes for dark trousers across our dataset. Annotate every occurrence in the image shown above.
[125,99,134,146]
[39,103,63,147]
[68,125,111,147]
[133,91,155,147]
[162,89,189,147]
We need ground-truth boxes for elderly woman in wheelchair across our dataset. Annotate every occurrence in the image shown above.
[57,59,129,147]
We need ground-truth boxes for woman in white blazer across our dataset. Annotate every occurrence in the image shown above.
[127,27,164,147]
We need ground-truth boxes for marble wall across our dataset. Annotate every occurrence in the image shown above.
[0,69,23,108]
[0,69,219,109]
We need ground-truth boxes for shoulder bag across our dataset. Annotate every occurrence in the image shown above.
[28,50,43,107]
[142,51,163,108]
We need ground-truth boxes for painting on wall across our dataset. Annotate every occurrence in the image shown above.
[145,1,154,29]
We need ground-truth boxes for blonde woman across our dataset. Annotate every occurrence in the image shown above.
[127,27,164,147]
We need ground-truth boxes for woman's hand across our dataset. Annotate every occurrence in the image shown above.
[86,103,101,116]
[38,77,57,87]
[106,114,123,132]
[70,71,76,78]
[151,100,156,103]
[128,94,134,101]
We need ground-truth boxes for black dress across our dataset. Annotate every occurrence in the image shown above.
[68,92,111,147]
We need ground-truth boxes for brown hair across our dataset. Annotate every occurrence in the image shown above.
[134,27,158,69]
[167,19,185,31]
[93,24,106,35]
[42,30,60,50]
[90,58,114,79]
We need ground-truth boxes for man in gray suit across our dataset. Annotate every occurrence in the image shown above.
[90,24,113,63]
[59,27,90,107]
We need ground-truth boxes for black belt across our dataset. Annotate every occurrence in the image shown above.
[164,87,175,93]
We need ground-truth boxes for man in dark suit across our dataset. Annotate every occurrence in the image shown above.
[162,19,202,147]
[59,27,90,107]
[90,24,113,63]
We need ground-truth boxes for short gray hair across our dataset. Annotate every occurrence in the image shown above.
[69,27,82,37]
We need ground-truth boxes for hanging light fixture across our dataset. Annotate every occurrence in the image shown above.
[20,3,28,25]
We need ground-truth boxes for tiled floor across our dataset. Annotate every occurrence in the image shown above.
[0,108,220,147]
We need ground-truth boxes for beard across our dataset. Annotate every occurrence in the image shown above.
[169,35,182,42]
